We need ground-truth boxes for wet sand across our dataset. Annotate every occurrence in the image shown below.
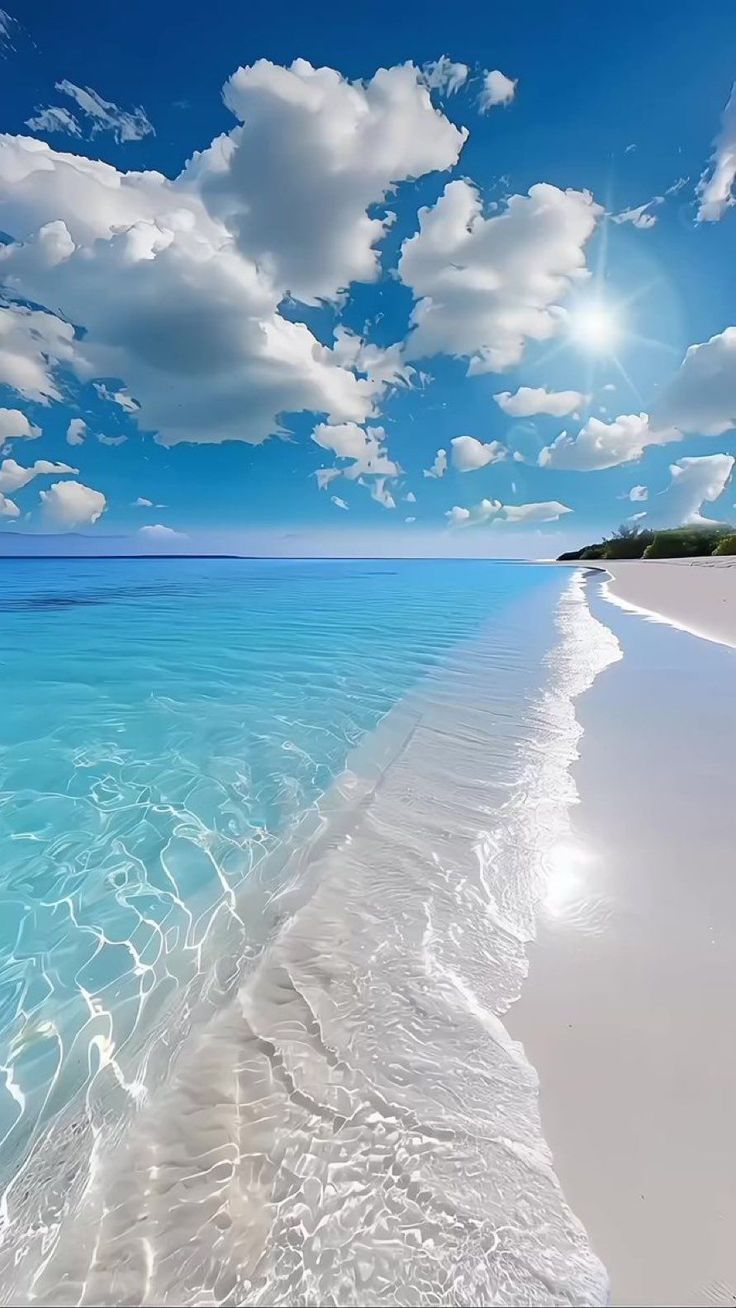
[509,564,736,1306]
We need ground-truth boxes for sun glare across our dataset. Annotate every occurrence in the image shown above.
[568,300,624,355]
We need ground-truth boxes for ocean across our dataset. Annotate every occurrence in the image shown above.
[0,557,615,1306]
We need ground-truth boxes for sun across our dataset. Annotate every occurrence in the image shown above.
[568,299,624,355]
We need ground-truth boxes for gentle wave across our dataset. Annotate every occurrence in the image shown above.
[0,569,619,1306]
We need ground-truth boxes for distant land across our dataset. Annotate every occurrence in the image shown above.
[559,524,736,562]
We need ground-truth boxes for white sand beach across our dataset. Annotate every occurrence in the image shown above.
[509,559,736,1307]
[596,556,736,649]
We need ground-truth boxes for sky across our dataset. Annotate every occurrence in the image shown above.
[1,0,736,557]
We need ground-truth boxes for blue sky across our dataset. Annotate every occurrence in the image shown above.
[1,0,736,555]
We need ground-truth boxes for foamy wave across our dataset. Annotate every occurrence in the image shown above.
[0,570,619,1306]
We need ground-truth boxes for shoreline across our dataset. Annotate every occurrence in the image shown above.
[509,562,736,1306]
[584,557,736,650]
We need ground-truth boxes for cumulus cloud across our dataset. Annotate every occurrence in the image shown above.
[132,496,153,507]
[0,457,76,494]
[404,490,416,503]
[538,412,679,470]
[0,406,40,440]
[331,495,349,511]
[446,497,571,527]
[494,385,586,417]
[97,433,127,446]
[399,181,601,372]
[539,326,736,470]
[450,435,506,471]
[478,70,517,112]
[423,448,447,478]
[423,56,469,96]
[629,484,648,502]
[697,84,736,222]
[195,58,466,302]
[0,303,76,403]
[39,480,106,528]
[0,61,465,446]
[649,454,735,525]
[66,418,87,446]
[0,491,19,517]
[27,81,154,144]
[137,523,188,542]
[650,326,736,436]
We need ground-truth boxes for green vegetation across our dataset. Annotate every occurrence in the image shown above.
[558,522,735,562]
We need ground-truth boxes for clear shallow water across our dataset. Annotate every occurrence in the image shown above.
[0,558,614,1305]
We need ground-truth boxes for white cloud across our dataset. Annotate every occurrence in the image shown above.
[25,107,82,138]
[423,447,447,478]
[611,200,659,229]
[0,58,465,447]
[0,8,17,55]
[39,480,106,528]
[629,484,648,502]
[478,70,517,112]
[66,418,87,446]
[405,515,416,523]
[494,385,586,417]
[404,490,416,503]
[0,457,76,494]
[332,327,414,389]
[137,523,188,542]
[539,326,736,470]
[446,497,571,527]
[697,83,736,222]
[97,433,127,446]
[314,467,342,491]
[450,435,506,471]
[0,491,19,517]
[650,326,736,436]
[0,303,76,403]
[132,496,153,507]
[0,406,40,440]
[312,422,399,506]
[539,412,679,470]
[28,81,154,144]
[312,421,398,476]
[399,181,601,372]
[331,495,349,511]
[369,477,396,509]
[446,505,471,526]
[423,56,469,96]
[94,383,139,413]
[196,58,466,302]
[649,454,735,525]
[0,145,375,446]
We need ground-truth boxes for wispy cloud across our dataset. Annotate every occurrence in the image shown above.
[27,80,154,143]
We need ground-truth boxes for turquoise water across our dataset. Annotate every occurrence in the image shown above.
[0,557,612,1305]
[0,560,556,1155]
